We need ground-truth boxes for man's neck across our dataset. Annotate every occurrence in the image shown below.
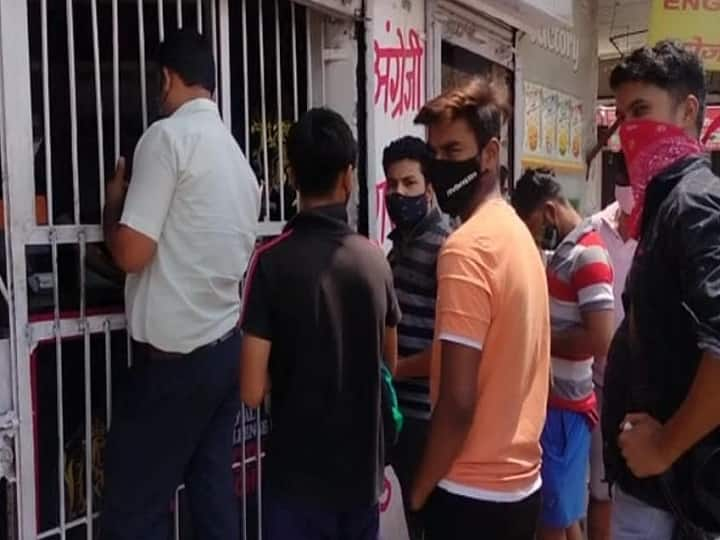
[167,90,213,115]
[459,181,501,223]
[299,196,345,211]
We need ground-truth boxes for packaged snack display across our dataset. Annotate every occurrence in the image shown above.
[542,89,558,156]
[557,96,571,158]
[525,83,542,153]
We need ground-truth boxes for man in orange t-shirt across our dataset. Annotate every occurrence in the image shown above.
[409,78,551,540]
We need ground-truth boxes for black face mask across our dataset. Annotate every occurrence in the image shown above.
[429,156,487,218]
[385,192,428,230]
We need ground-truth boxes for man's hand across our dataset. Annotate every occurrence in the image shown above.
[106,157,128,207]
[619,413,672,478]
[409,487,428,512]
[104,156,158,274]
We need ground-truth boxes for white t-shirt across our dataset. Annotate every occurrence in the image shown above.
[121,98,260,353]
[590,202,638,385]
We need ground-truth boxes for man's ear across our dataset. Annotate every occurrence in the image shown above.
[543,199,558,225]
[162,67,172,92]
[682,94,701,135]
[425,182,435,204]
[341,164,354,194]
[479,138,501,172]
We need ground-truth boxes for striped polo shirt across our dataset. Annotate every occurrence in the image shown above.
[547,220,614,421]
[388,207,453,420]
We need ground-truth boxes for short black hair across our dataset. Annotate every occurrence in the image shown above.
[511,168,563,219]
[156,29,215,94]
[610,40,706,131]
[287,108,358,197]
[382,136,434,182]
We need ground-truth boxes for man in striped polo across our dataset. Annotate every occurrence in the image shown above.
[512,169,615,540]
[383,136,452,539]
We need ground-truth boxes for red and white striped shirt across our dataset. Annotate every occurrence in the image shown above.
[546,220,614,422]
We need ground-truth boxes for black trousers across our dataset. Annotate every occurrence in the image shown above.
[100,331,241,540]
[424,487,541,540]
[264,489,379,540]
[391,416,429,540]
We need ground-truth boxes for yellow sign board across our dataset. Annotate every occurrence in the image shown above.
[648,0,720,71]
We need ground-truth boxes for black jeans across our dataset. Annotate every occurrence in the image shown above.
[424,487,541,540]
[100,331,241,540]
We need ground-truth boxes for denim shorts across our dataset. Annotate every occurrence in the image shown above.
[540,408,591,528]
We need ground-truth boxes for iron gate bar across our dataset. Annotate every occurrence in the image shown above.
[306,11,312,108]
[320,22,325,104]
[138,0,149,130]
[196,0,202,33]
[241,0,250,156]
[258,0,270,225]
[256,403,263,540]
[66,0,81,224]
[274,0,285,222]
[158,0,165,42]
[90,0,106,212]
[291,1,299,122]
[103,320,112,430]
[218,0,231,126]
[40,0,54,227]
[0,0,37,534]
[113,0,120,163]
[240,404,247,540]
[78,232,93,540]
[176,0,182,29]
[52,231,66,539]
[211,0,218,102]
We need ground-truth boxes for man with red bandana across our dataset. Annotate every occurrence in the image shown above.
[603,41,720,538]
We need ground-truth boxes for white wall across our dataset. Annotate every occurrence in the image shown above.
[367,0,427,248]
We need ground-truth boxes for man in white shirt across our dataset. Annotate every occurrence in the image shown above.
[587,154,637,540]
[101,29,260,540]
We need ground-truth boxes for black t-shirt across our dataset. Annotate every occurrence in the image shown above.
[241,204,401,510]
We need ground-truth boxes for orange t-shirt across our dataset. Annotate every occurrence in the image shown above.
[431,198,550,496]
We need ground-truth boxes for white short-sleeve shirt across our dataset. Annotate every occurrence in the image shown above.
[590,202,638,384]
[121,98,260,353]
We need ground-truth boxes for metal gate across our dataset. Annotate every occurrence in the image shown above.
[0,1,361,538]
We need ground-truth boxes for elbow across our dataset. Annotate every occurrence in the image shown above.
[444,396,475,429]
[113,254,145,275]
[386,354,398,376]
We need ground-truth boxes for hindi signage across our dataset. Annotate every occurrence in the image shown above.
[370,1,426,248]
[374,20,424,119]
[648,0,720,71]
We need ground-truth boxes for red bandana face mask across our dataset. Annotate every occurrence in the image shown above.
[619,119,704,239]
